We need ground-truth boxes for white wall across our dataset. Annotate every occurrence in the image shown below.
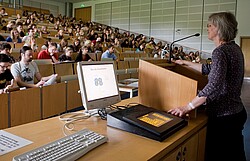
[24,0,66,16]
[73,0,250,55]
[236,0,250,44]
[73,0,120,20]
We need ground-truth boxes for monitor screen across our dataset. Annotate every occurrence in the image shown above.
[77,61,121,110]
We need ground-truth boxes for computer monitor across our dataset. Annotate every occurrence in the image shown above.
[77,61,121,111]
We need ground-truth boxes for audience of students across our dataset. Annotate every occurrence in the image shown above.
[0,8,204,91]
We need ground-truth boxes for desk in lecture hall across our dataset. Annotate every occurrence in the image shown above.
[1,97,207,161]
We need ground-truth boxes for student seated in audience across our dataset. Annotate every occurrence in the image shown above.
[88,29,98,41]
[22,28,35,47]
[6,28,22,43]
[0,54,15,94]
[145,40,155,50]
[75,46,93,62]
[16,22,25,38]
[67,28,74,37]
[15,14,23,24]
[41,38,52,51]
[38,42,58,63]
[101,44,117,61]
[11,46,57,88]
[95,37,103,52]
[0,34,6,41]
[23,16,32,26]
[72,38,82,52]
[55,29,64,39]
[0,43,16,63]
[30,37,39,53]
[0,8,8,17]
[121,39,130,48]
[114,37,121,48]
[136,43,145,52]
[57,38,68,52]
[76,28,85,41]
[39,25,50,36]
[40,14,45,22]
[29,24,41,38]
[152,45,162,58]
[59,46,73,62]
[1,20,15,32]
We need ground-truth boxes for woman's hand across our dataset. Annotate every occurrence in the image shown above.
[172,59,185,65]
[168,105,193,117]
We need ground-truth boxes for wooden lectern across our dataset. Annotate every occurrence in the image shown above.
[138,60,208,118]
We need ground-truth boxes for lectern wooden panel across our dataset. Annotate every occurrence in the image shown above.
[139,60,197,112]
[9,88,41,127]
[0,93,9,129]
[36,64,54,83]
[42,83,66,118]
[67,80,83,111]
[54,63,74,77]
[171,64,208,91]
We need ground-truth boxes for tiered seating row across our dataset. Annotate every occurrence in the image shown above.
[0,79,82,129]
[0,58,171,129]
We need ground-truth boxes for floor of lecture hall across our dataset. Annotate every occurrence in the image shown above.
[242,78,250,161]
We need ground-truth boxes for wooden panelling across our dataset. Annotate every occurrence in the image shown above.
[36,64,54,83]
[66,79,82,111]
[139,60,197,116]
[41,83,66,118]
[9,87,41,127]
[0,93,9,129]
[54,63,74,77]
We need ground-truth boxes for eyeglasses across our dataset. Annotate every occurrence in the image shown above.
[0,64,10,69]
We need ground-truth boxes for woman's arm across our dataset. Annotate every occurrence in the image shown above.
[173,59,202,73]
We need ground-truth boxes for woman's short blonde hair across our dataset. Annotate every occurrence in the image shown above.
[208,12,238,42]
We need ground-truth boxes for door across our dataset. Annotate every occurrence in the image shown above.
[241,37,250,77]
[75,7,91,22]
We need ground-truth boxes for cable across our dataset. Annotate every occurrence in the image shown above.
[98,108,108,120]
[60,104,135,135]
[59,111,92,122]
[59,111,96,136]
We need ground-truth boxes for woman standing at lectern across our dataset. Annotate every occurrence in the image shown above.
[168,12,247,161]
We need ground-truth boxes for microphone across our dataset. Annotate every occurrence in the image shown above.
[168,33,200,63]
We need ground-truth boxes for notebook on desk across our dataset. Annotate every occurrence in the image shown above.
[43,74,57,86]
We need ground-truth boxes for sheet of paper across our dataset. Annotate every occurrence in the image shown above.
[0,130,33,156]
[119,78,138,84]
[127,81,138,87]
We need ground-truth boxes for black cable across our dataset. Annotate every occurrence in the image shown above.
[98,108,108,120]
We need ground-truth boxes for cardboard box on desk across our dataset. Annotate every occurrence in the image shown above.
[138,60,207,118]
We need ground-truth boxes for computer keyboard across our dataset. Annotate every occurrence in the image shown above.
[13,129,108,161]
